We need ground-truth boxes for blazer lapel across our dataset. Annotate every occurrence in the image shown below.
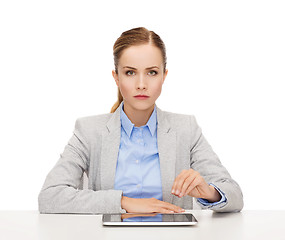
[156,107,176,204]
[100,102,122,190]
[100,102,177,205]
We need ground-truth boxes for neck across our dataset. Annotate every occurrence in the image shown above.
[123,103,155,127]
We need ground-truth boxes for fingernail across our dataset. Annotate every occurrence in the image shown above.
[175,190,180,195]
[179,193,183,198]
[171,189,174,194]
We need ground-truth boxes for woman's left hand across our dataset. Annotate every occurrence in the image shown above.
[171,169,221,202]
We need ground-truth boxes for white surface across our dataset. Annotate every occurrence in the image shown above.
[1,210,285,240]
[1,0,285,211]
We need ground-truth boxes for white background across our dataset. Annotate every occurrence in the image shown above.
[0,0,284,210]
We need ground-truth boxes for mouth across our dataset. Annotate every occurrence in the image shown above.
[134,95,150,100]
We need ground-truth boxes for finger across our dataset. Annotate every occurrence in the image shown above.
[157,200,184,212]
[174,169,197,197]
[179,174,196,197]
[171,170,187,194]
[157,208,175,214]
[171,170,190,195]
[160,207,185,214]
[185,175,203,197]
[158,201,185,213]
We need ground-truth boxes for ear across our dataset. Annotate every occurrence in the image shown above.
[162,69,168,84]
[112,70,119,87]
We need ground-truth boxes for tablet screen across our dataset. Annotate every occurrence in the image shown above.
[102,213,198,226]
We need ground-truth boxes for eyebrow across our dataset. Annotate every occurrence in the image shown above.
[123,66,159,70]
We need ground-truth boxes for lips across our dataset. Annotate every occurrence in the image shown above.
[134,95,149,97]
[134,95,150,100]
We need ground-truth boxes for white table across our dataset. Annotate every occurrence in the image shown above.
[1,210,284,240]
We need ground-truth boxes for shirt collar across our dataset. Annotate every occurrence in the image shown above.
[120,101,157,138]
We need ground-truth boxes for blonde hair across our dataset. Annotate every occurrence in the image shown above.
[110,27,167,113]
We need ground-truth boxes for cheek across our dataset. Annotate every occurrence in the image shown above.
[119,79,133,97]
[150,81,163,94]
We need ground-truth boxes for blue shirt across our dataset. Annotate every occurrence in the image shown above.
[114,101,227,207]
[114,101,163,200]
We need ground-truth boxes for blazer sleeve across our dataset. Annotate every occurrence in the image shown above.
[189,115,244,212]
[38,118,126,214]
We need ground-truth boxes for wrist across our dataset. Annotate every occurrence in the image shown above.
[121,196,131,211]
[206,185,222,203]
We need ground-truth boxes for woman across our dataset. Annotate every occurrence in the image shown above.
[38,27,243,214]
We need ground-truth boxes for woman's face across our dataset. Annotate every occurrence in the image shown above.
[112,44,168,112]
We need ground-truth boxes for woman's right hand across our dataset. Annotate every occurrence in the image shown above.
[121,196,185,213]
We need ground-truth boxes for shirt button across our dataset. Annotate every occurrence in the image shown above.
[136,160,139,164]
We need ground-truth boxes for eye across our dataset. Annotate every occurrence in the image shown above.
[148,70,158,76]
[126,70,135,76]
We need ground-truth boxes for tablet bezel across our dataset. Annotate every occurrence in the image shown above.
[102,213,198,226]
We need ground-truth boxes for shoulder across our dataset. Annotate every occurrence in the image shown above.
[75,113,113,129]
[158,108,199,130]
[159,109,202,148]
[72,112,113,140]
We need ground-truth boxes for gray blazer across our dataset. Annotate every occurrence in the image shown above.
[38,101,243,214]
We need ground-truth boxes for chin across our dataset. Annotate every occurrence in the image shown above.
[130,101,154,111]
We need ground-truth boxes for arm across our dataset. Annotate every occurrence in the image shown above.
[189,115,244,212]
[121,196,184,213]
[196,183,227,206]
[38,118,125,214]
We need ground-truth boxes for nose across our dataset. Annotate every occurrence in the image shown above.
[136,73,147,90]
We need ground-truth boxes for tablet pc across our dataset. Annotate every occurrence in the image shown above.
[102,213,198,226]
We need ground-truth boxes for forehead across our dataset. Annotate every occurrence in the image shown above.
[119,44,163,67]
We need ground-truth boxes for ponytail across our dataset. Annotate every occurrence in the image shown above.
[110,87,123,113]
